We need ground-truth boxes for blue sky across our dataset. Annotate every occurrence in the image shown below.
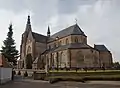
[0,0,120,62]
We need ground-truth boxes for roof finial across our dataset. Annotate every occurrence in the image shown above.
[75,18,77,24]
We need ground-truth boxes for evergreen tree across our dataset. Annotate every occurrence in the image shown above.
[0,24,19,65]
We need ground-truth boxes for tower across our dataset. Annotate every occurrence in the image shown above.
[20,15,32,68]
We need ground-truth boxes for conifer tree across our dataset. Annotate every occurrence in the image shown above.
[0,24,19,65]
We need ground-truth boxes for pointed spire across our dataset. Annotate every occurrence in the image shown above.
[47,26,50,37]
[25,15,32,32]
[27,15,31,25]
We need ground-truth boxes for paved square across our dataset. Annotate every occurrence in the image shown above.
[1,80,120,88]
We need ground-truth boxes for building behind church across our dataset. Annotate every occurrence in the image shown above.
[18,16,113,69]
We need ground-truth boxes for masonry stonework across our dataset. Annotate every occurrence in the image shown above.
[18,16,113,69]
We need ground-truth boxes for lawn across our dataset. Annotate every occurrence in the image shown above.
[48,70,120,81]
[49,70,120,72]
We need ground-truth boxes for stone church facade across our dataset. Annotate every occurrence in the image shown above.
[18,16,113,69]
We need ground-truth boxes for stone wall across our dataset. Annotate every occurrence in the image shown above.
[43,49,69,68]
[70,49,100,68]
[99,51,113,68]
[47,35,87,49]
[71,35,87,44]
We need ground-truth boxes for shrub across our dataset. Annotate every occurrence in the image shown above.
[17,71,21,75]
[24,71,28,77]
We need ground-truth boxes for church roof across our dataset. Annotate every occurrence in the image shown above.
[94,45,109,52]
[32,32,47,43]
[51,24,86,39]
[42,43,94,54]
[55,43,93,51]
[33,57,39,64]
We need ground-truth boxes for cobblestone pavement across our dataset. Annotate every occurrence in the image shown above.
[1,76,120,88]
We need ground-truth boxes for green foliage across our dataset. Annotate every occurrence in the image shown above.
[26,54,32,69]
[0,24,19,65]
[24,71,28,77]
[113,62,120,69]
[49,71,120,81]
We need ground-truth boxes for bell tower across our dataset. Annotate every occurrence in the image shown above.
[20,15,32,68]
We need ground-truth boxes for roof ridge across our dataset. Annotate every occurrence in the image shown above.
[51,24,86,38]
[32,32,47,37]
[51,24,75,36]
[94,44,109,52]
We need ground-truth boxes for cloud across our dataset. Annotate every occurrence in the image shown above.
[0,9,29,50]
[0,0,120,62]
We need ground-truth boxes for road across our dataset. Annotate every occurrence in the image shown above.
[1,76,120,88]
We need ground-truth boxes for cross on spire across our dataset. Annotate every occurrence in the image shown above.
[75,18,77,24]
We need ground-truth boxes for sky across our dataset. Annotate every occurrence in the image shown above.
[0,0,120,62]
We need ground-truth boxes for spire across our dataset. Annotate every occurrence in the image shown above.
[27,15,31,25]
[9,22,12,29]
[25,15,32,32]
[47,26,50,37]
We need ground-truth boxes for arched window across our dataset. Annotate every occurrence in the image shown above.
[27,46,31,54]
[75,37,78,43]
[66,38,69,44]
[59,41,62,46]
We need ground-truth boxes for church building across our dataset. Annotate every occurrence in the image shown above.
[18,16,113,69]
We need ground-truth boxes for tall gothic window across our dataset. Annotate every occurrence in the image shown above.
[27,46,31,54]
[66,38,69,44]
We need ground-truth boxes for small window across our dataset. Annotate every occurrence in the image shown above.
[66,38,69,44]
[59,41,62,46]
[48,45,51,49]
[75,37,78,43]
[54,43,56,47]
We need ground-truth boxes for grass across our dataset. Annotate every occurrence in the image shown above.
[49,70,120,72]
[48,70,120,81]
